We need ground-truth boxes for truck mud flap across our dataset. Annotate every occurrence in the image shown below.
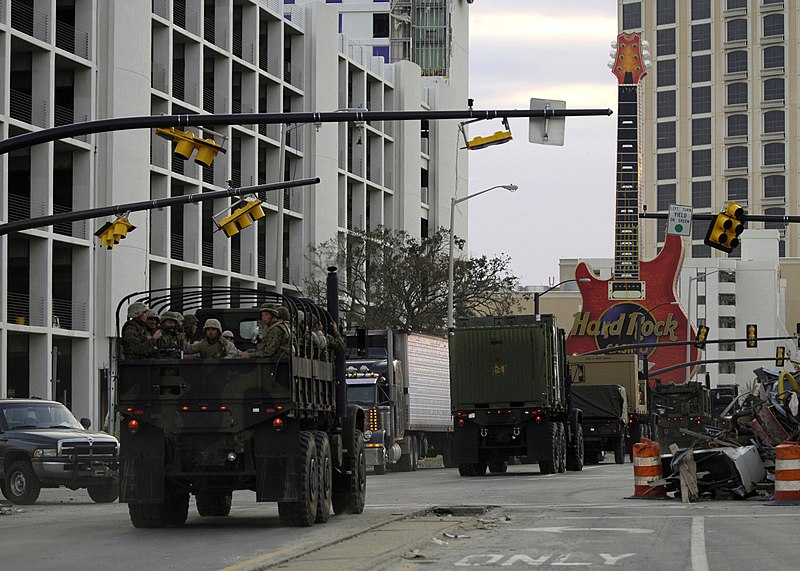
[254,423,300,502]
[120,423,165,502]
[454,423,480,464]
[525,421,553,462]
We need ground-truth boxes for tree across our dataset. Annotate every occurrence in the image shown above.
[305,226,525,333]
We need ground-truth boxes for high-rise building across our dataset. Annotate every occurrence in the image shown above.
[0,0,470,423]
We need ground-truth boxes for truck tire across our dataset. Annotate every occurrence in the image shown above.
[566,424,584,472]
[128,490,190,528]
[538,422,559,475]
[314,431,333,524]
[332,430,366,515]
[614,435,626,465]
[4,461,41,505]
[555,422,567,473]
[396,435,417,472]
[87,480,120,503]
[410,436,419,472]
[195,493,232,517]
[441,441,456,469]
[488,460,508,474]
[278,431,319,526]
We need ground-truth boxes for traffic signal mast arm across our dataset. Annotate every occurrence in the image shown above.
[641,211,800,223]
[0,178,319,236]
[579,334,797,356]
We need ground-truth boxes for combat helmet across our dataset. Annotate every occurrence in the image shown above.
[259,304,280,318]
[127,301,149,319]
[159,311,181,326]
[203,318,222,333]
[183,313,198,329]
[277,306,290,321]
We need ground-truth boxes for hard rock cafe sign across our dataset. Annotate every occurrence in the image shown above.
[569,303,678,357]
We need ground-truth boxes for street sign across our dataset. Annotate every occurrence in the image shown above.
[529,98,566,146]
[668,204,692,236]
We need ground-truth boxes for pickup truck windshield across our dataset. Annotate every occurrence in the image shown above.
[1,403,83,430]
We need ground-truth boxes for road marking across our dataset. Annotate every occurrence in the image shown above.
[454,553,635,567]
[691,516,710,571]
[510,526,653,534]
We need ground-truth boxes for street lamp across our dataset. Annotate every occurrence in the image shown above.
[447,184,518,329]
[685,269,732,383]
[534,278,590,316]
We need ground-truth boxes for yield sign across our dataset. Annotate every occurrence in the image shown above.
[668,204,692,236]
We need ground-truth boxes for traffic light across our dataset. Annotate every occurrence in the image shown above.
[217,199,266,237]
[776,346,786,367]
[746,323,758,348]
[694,325,710,350]
[156,127,226,167]
[95,215,136,250]
[464,117,513,150]
[704,201,745,254]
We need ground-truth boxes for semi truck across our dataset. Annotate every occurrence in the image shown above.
[344,330,453,474]
[449,315,584,476]
[114,271,366,528]
[568,353,652,456]
[570,384,628,464]
[652,380,713,450]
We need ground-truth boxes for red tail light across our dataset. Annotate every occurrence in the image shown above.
[458,418,465,426]
[273,418,285,430]
[128,419,140,433]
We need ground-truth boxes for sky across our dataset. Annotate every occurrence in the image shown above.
[467,0,619,287]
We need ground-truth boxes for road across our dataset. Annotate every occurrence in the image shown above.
[1,460,795,570]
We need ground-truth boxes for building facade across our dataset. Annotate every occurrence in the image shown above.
[0,0,470,423]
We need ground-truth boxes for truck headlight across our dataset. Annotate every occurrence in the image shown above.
[363,430,373,441]
[33,448,57,458]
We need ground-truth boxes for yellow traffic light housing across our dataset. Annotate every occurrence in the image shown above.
[694,325,709,350]
[217,199,266,238]
[94,215,136,250]
[746,323,758,348]
[156,127,226,167]
[461,117,513,151]
[704,201,746,254]
[776,346,786,367]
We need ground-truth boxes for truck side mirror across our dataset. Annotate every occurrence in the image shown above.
[80,417,92,429]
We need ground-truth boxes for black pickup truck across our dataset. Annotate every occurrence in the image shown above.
[0,399,119,505]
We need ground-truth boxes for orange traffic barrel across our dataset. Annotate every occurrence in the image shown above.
[632,438,666,498]
[774,441,800,502]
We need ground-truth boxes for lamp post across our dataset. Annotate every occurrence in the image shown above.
[534,278,590,316]
[447,184,518,329]
[685,269,731,383]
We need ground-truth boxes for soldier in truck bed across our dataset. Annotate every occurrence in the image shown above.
[121,302,160,359]
[244,305,292,359]
[184,318,246,359]
[154,311,186,355]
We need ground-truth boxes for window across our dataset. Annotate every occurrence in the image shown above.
[692,218,708,239]
[719,293,736,305]
[622,2,642,30]
[693,244,712,257]
[728,178,748,202]
[727,0,746,8]
[764,46,784,69]
[693,118,711,145]
[727,82,748,105]
[764,110,784,134]
[657,59,676,87]
[719,342,736,352]
[764,142,784,166]
[692,180,712,206]
[727,19,747,42]
[697,295,706,306]
[657,153,677,179]
[692,0,711,20]
[764,78,784,101]
[657,223,666,243]
[728,146,747,169]
[763,14,784,37]
[657,183,676,210]
[719,271,736,283]
[719,362,736,375]
[657,90,676,118]
[692,23,711,51]
[692,86,711,114]
[657,0,675,25]
[764,175,785,199]
[727,114,748,137]
[727,50,748,74]
[373,14,389,38]
[719,316,736,329]
[692,55,711,82]
[657,28,676,56]
[692,151,712,178]
[657,122,676,148]
[765,207,786,230]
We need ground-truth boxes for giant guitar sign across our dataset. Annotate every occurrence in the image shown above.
[566,33,698,385]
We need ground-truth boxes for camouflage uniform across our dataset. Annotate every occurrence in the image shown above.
[184,318,242,358]
[121,302,156,359]
[253,306,292,358]
[155,311,186,355]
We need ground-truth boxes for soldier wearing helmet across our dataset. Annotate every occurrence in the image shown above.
[245,304,292,359]
[145,310,159,334]
[184,318,245,359]
[121,301,159,359]
[155,311,186,355]
[183,313,199,342]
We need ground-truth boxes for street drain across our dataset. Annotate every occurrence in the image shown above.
[426,506,497,517]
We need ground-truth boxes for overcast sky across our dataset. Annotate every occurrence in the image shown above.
[466,0,619,287]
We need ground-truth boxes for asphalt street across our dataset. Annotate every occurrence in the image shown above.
[0,460,795,570]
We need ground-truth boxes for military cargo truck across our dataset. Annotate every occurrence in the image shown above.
[570,384,628,464]
[114,271,366,528]
[652,380,713,450]
[449,315,583,476]
[345,330,453,474]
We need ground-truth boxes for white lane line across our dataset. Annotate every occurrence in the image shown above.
[691,516,710,571]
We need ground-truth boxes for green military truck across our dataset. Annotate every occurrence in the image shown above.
[114,271,366,528]
[652,380,713,450]
[570,384,628,464]
[449,315,583,476]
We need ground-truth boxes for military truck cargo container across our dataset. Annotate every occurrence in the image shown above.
[652,381,713,450]
[345,330,452,474]
[114,273,366,529]
[449,315,584,476]
[570,384,628,464]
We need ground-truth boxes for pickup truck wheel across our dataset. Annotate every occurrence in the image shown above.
[196,493,232,516]
[538,422,558,475]
[488,460,508,474]
[278,431,319,526]
[566,424,584,471]
[332,430,366,515]
[614,435,626,464]
[5,461,41,505]
[87,480,120,503]
[314,431,332,524]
